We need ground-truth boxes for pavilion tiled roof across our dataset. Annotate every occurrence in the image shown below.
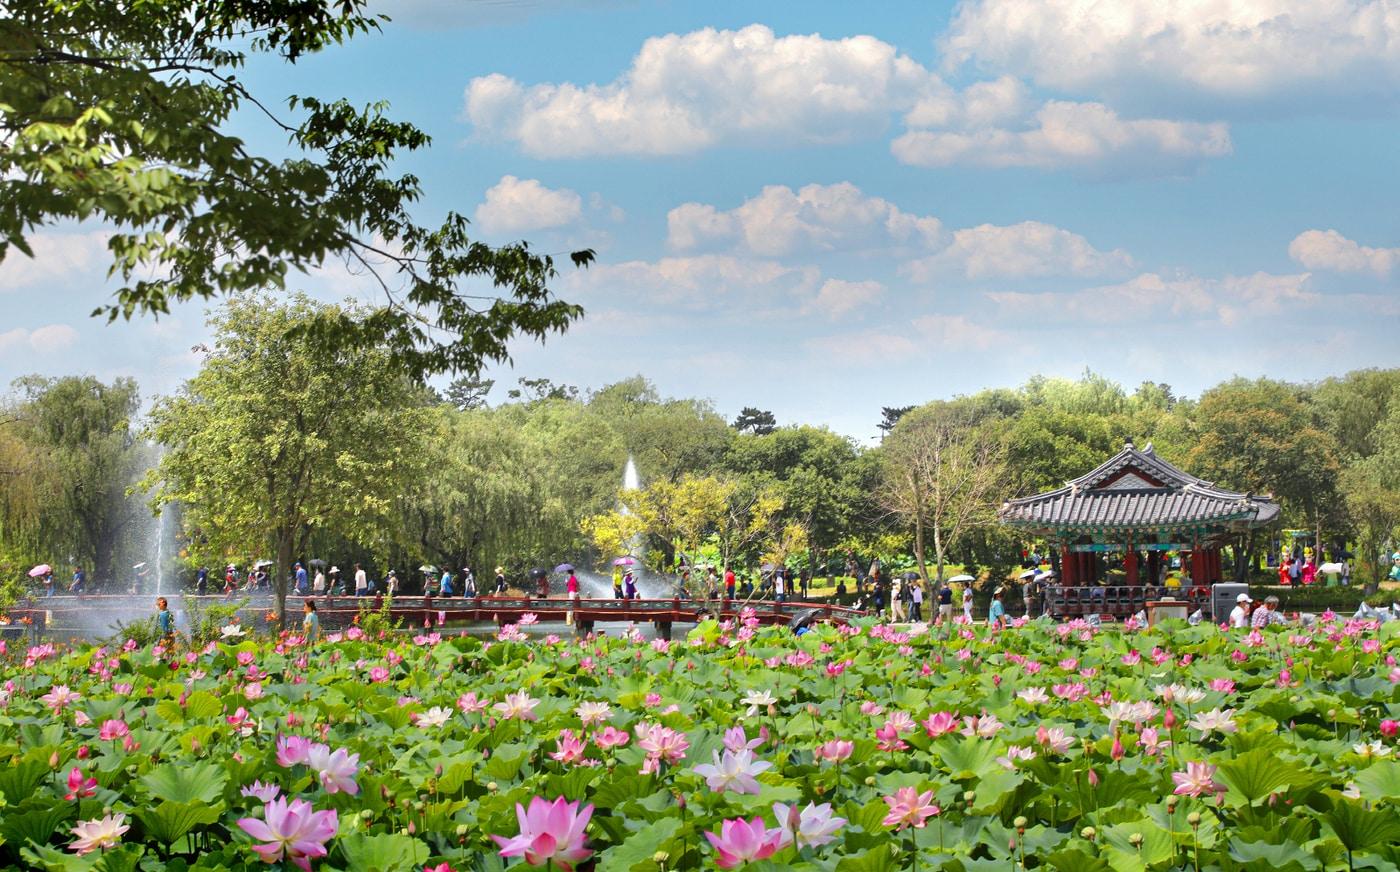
[998,440,1280,536]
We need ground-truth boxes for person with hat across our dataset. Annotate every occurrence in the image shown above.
[987,588,1007,630]
[493,567,508,595]
[1228,592,1253,628]
[294,561,308,595]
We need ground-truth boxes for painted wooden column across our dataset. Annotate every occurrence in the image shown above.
[1062,544,1076,586]
[1191,547,1208,587]
[1125,547,1139,586]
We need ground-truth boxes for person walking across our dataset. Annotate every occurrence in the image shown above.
[774,569,787,603]
[302,599,320,643]
[440,567,455,597]
[890,576,905,621]
[612,566,624,599]
[566,570,580,625]
[987,588,1007,630]
[1022,577,1036,618]
[910,579,924,622]
[463,567,477,597]
[936,583,952,624]
[354,563,368,597]
[155,597,175,642]
[294,562,309,596]
[70,566,86,595]
[194,566,207,594]
[313,566,326,594]
[960,582,974,623]
[724,567,736,600]
[386,569,400,597]
[493,567,508,595]
[623,570,638,600]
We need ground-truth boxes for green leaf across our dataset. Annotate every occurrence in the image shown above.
[339,832,431,872]
[936,737,999,779]
[1228,838,1320,871]
[1324,800,1400,852]
[1046,847,1113,872]
[834,842,898,871]
[1215,748,1294,805]
[0,803,74,851]
[139,761,227,804]
[596,817,681,871]
[1354,761,1400,801]
[135,801,221,846]
[0,759,52,806]
[1101,820,1175,870]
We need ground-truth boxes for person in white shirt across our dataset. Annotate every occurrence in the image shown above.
[354,563,368,596]
[890,577,905,621]
[773,570,786,603]
[1228,593,1252,628]
[312,568,326,594]
[910,581,924,622]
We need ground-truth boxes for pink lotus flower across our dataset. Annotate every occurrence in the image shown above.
[241,781,282,802]
[1381,719,1399,738]
[773,802,845,849]
[594,726,630,750]
[960,713,1004,739]
[1209,678,1236,694]
[1172,761,1225,798]
[550,729,588,765]
[636,722,690,774]
[98,719,130,741]
[1139,727,1171,757]
[704,817,785,868]
[65,767,97,800]
[575,701,611,726]
[692,748,772,794]
[494,692,540,722]
[875,722,909,752]
[723,725,763,754]
[860,701,885,717]
[882,787,940,830]
[69,813,129,854]
[306,744,360,795]
[237,797,339,871]
[40,685,81,712]
[922,711,958,738]
[457,692,489,714]
[276,735,313,767]
[813,739,854,762]
[368,667,390,683]
[491,796,593,871]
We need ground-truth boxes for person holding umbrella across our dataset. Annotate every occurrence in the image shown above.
[623,569,638,600]
[464,567,477,597]
[493,566,507,595]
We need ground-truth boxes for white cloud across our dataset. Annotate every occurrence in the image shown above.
[0,231,111,289]
[942,0,1400,104]
[667,182,942,255]
[904,221,1134,280]
[986,271,1319,327]
[1289,229,1400,276]
[893,100,1231,173]
[474,175,583,234]
[0,324,79,355]
[570,254,820,310]
[465,24,937,157]
[911,314,1012,350]
[804,278,885,319]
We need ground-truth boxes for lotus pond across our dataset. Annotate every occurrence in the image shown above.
[2,611,1399,871]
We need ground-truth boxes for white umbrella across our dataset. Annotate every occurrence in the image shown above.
[1319,562,1344,574]
[947,574,975,583]
[1017,569,1037,579]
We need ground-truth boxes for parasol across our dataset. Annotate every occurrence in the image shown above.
[554,563,575,573]
[28,564,52,577]
[1319,562,1345,574]
[254,559,273,569]
[612,556,636,566]
[947,574,975,583]
[760,563,777,572]
[1018,569,1038,579]
[418,564,438,573]
[308,559,328,569]
[901,571,921,581]
[1036,570,1058,579]
[788,608,821,631]
[529,567,549,578]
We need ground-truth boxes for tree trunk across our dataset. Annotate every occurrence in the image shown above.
[933,518,945,587]
[94,535,116,592]
[275,533,295,629]
[913,516,930,590]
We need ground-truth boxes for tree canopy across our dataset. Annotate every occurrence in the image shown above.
[2,0,591,377]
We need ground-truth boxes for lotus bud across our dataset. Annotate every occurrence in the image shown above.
[455,824,469,837]
[1166,796,1179,811]
[360,810,373,821]
[864,776,876,786]
[1013,816,1028,831]
[1163,709,1177,729]
[48,751,58,768]
[963,790,976,805]
[1080,826,1095,841]
[1187,812,1201,827]
[653,851,669,864]
[1129,833,1143,847]
[487,781,498,792]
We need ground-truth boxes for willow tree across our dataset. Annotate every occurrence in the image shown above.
[147,294,431,624]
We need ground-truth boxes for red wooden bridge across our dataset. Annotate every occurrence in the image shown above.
[4,594,866,641]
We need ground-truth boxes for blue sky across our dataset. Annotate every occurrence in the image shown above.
[3,0,1399,439]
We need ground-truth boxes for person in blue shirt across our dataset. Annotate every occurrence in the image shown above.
[302,599,321,643]
[70,566,86,594]
[156,597,174,640]
[440,567,455,596]
[294,562,309,595]
[987,588,1007,630]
